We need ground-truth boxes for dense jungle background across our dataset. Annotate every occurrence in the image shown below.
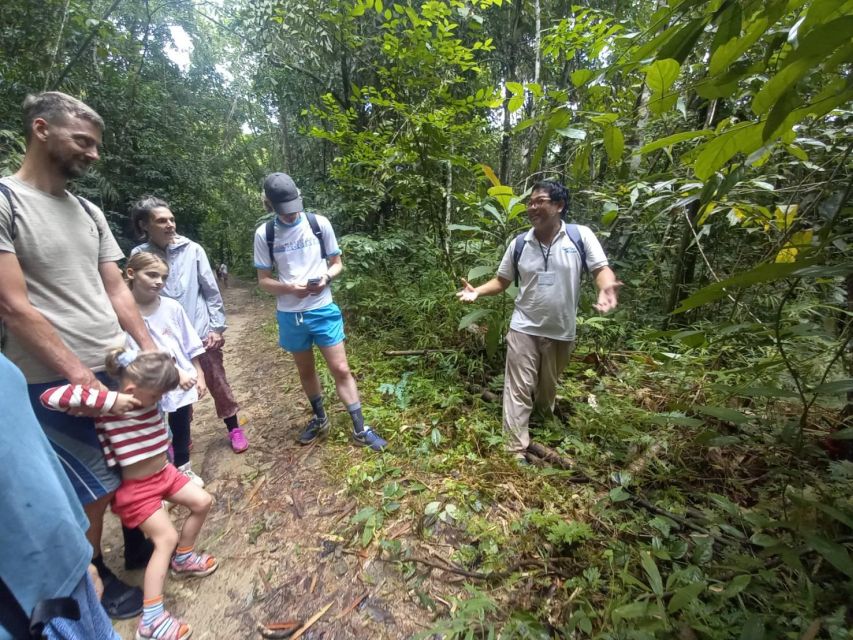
[2,0,852,637]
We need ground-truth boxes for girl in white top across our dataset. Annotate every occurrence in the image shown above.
[125,251,207,486]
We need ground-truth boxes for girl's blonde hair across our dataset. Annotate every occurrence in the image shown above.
[105,347,179,393]
[125,251,168,289]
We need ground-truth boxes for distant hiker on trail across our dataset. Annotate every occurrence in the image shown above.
[40,348,217,640]
[456,180,620,463]
[0,354,120,640]
[124,251,208,488]
[217,262,228,288]
[131,197,249,454]
[254,172,388,451]
[0,91,156,620]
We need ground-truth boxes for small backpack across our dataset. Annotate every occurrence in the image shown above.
[511,224,587,287]
[265,211,327,268]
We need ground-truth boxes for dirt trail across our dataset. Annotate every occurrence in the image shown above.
[107,280,433,639]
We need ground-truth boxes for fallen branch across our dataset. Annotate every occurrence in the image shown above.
[467,384,500,403]
[290,602,333,640]
[384,349,456,356]
[334,591,369,620]
[257,620,301,639]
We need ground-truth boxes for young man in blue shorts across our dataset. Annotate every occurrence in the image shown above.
[253,172,387,452]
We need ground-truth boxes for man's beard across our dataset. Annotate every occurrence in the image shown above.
[48,147,91,179]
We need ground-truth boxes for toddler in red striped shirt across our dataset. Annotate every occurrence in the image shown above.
[40,348,216,640]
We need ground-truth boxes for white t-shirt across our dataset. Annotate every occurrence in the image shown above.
[253,213,342,313]
[126,296,205,413]
[497,223,609,342]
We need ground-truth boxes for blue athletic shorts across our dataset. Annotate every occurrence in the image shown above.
[27,373,121,504]
[277,303,346,353]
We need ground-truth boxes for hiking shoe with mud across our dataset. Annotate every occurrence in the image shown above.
[298,415,330,445]
[352,426,387,452]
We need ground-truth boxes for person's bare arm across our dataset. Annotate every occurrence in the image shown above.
[591,265,621,313]
[0,252,102,387]
[305,254,344,295]
[99,261,156,351]
[456,275,512,302]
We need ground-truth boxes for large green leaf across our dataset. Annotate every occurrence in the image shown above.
[711,1,742,55]
[603,126,624,164]
[656,18,706,64]
[640,550,663,596]
[467,265,495,281]
[667,581,705,613]
[752,57,814,115]
[805,535,853,578]
[709,17,768,75]
[458,308,492,330]
[693,122,762,180]
[812,379,853,395]
[644,59,680,96]
[695,405,751,424]
[672,260,818,314]
[641,129,712,154]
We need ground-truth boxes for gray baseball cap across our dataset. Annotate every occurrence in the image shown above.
[263,172,304,215]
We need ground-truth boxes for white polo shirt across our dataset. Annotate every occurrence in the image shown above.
[497,223,608,342]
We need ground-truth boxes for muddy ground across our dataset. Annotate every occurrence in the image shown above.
[106,280,446,639]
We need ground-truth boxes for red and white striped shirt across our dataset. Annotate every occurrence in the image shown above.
[39,385,170,468]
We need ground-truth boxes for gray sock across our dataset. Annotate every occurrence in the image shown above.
[347,401,365,433]
[309,394,327,421]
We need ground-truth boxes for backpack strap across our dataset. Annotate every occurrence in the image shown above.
[265,213,327,273]
[511,232,526,288]
[0,182,19,241]
[265,220,275,269]
[0,184,102,242]
[511,225,588,287]
[0,574,81,639]
[73,195,103,239]
[565,223,588,276]
[305,212,327,261]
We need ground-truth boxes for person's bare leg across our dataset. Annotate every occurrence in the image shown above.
[291,349,323,398]
[167,483,213,548]
[84,493,112,556]
[138,509,178,600]
[318,342,359,406]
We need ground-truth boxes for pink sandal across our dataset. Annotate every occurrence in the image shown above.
[135,610,192,640]
[170,551,218,578]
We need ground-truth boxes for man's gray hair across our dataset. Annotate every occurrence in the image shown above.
[22,92,105,141]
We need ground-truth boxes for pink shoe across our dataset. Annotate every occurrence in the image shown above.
[170,551,218,579]
[135,610,192,640]
[229,427,249,453]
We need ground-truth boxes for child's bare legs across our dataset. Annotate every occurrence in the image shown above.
[168,482,213,549]
[138,509,178,600]
[168,482,217,578]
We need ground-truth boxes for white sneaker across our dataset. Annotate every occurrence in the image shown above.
[177,462,205,487]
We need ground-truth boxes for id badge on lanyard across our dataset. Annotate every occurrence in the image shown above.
[537,271,556,286]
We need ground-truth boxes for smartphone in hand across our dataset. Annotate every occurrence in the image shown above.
[307,277,322,286]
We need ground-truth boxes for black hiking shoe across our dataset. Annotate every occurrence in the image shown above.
[298,415,330,445]
[98,563,143,620]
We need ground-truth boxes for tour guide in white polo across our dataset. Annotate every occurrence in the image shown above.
[254,172,387,451]
[457,180,620,463]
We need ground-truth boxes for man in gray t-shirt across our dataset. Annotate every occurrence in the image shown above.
[0,92,156,619]
[457,180,620,462]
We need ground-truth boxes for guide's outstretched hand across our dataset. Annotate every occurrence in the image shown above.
[456,278,479,303]
[592,282,622,314]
